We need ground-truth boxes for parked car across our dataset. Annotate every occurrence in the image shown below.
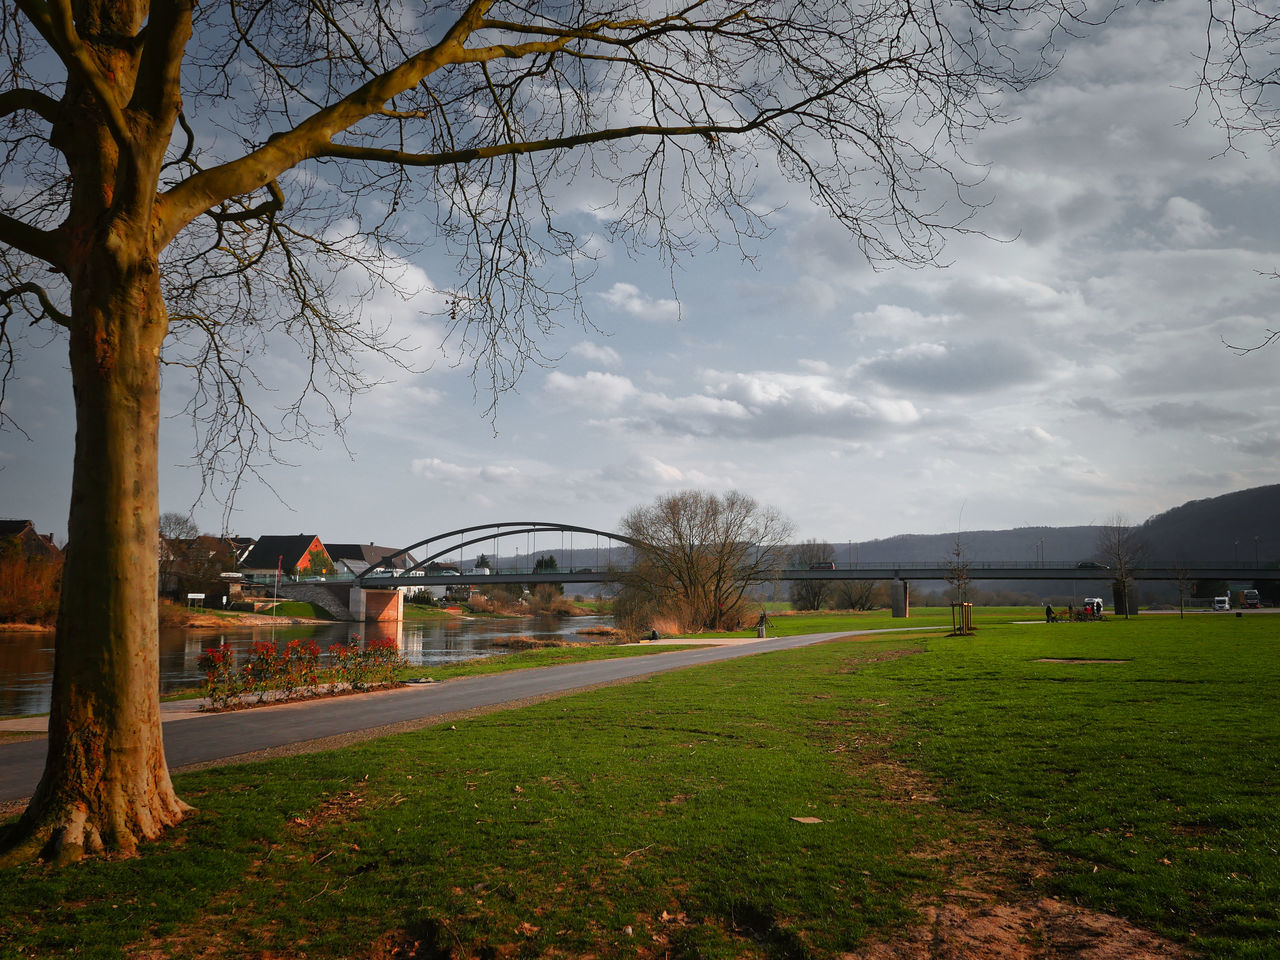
[1213,596,1231,611]
[1082,597,1105,616]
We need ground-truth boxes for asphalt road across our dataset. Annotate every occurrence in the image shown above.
[1,631,885,807]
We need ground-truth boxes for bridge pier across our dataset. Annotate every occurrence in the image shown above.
[891,580,910,618]
[349,586,404,622]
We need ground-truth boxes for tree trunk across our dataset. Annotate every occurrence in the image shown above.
[1,257,189,864]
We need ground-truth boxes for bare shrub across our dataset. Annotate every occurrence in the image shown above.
[0,551,62,625]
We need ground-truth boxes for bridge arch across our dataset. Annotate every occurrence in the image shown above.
[357,521,643,582]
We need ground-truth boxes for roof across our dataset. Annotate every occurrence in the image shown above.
[0,519,36,538]
[239,534,325,572]
[0,518,60,560]
[324,542,417,575]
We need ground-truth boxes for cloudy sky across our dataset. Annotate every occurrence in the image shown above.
[2,0,1278,558]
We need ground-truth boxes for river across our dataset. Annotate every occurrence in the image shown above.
[0,614,614,717]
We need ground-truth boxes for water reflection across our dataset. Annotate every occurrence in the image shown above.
[1,614,612,716]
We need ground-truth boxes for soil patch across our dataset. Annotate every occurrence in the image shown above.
[845,895,1184,959]
[834,726,1184,959]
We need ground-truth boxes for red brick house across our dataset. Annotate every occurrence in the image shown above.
[239,535,332,578]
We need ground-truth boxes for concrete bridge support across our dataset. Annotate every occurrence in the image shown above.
[891,580,910,618]
[349,586,404,622]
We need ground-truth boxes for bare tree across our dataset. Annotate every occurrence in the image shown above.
[831,578,888,611]
[1095,513,1144,618]
[1173,559,1196,620]
[157,511,199,598]
[616,490,793,632]
[789,539,835,611]
[0,0,1084,861]
[943,535,972,605]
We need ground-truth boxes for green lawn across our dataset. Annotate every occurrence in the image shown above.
[262,600,335,620]
[1,613,1275,958]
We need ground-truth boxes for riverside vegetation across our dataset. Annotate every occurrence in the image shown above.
[0,610,1276,958]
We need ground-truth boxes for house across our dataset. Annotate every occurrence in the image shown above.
[324,542,418,578]
[0,519,61,561]
[160,535,239,600]
[238,535,332,578]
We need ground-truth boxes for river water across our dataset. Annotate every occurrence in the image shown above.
[0,614,613,717]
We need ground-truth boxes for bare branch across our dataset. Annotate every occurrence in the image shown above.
[0,280,70,326]
[0,211,63,268]
[0,87,59,124]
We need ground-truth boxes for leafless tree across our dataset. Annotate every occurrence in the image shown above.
[1095,513,1144,618]
[943,535,972,604]
[616,490,793,632]
[789,539,834,611]
[831,578,888,611]
[157,511,198,598]
[0,0,1087,862]
[1173,559,1196,619]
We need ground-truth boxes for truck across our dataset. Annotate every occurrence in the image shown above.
[1241,589,1261,609]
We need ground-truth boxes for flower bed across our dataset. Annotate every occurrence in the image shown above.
[196,634,407,710]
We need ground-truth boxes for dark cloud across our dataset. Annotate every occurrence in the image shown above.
[858,339,1045,395]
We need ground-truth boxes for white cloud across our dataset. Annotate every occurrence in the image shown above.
[569,341,623,367]
[597,282,681,323]
[545,370,638,409]
[1158,197,1221,247]
[409,457,524,485]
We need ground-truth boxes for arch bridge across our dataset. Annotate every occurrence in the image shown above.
[290,522,641,621]
[276,519,1280,622]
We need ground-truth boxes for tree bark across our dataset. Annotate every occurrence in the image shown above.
[1,254,189,863]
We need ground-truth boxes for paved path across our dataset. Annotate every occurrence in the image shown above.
[1,631,915,807]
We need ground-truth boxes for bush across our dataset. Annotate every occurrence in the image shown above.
[0,550,62,625]
[196,644,241,710]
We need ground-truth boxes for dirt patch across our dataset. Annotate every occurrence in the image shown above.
[844,895,1183,959]
[827,729,1185,959]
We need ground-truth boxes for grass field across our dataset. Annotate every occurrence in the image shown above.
[1,611,1276,958]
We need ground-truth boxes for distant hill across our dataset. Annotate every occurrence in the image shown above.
[841,485,1279,565]
[1138,485,1280,562]
[845,526,1100,566]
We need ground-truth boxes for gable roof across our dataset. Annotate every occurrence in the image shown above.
[0,518,60,560]
[239,534,326,572]
[324,543,414,572]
